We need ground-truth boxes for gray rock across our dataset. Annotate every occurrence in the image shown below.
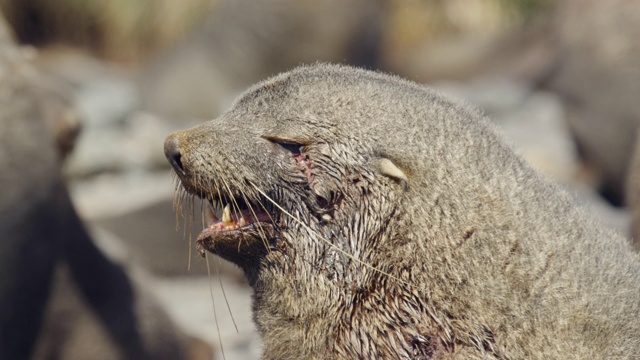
[435,78,579,185]
[65,112,191,176]
[546,0,640,205]
[138,0,386,120]
[151,276,261,360]
[69,171,175,219]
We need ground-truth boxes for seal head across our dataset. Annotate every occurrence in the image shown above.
[165,64,640,359]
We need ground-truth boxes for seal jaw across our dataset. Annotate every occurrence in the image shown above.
[165,129,283,267]
[196,199,276,263]
[196,220,276,265]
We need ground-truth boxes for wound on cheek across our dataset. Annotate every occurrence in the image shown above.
[294,153,314,184]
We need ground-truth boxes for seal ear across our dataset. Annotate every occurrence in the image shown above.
[377,158,409,189]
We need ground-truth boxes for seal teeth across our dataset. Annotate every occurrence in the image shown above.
[222,204,233,225]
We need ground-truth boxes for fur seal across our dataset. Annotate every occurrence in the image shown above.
[0,12,200,359]
[0,14,72,357]
[165,64,640,359]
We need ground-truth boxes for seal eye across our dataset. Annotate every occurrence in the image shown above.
[277,142,303,155]
[264,136,304,155]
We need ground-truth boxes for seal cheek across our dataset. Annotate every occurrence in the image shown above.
[294,152,314,184]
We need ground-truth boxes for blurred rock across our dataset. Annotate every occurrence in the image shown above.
[151,276,261,360]
[29,48,174,177]
[138,0,386,120]
[381,0,557,83]
[496,90,578,185]
[32,263,213,360]
[91,196,246,279]
[433,77,631,235]
[33,51,180,177]
[76,76,137,127]
[69,168,246,278]
[69,171,174,218]
[65,112,184,176]
[29,47,201,179]
[626,133,640,250]
[0,0,214,62]
[435,78,579,185]
[569,185,631,238]
[545,0,640,206]
[435,77,530,115]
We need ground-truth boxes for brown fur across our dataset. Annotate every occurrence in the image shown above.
[166,64,640,359]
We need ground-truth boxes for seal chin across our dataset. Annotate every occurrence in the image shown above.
[195,198,276,264]
[196,221,275,261]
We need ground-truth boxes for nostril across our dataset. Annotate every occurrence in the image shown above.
[164,134,184,173]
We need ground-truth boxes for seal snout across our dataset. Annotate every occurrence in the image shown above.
[164,132,184,174]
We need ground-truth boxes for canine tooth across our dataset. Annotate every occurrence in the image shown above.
[222,204,232,224]
[322,214,332,222]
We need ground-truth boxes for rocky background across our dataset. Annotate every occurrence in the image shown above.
[1,0,636,358]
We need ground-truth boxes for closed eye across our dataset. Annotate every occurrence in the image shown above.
[263,136,304,155]
[278,142,302,155]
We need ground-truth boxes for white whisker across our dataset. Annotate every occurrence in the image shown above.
[249,181,410,287]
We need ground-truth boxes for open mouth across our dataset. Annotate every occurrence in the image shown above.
[195,196,276,257]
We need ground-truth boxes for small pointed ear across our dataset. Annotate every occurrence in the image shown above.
[377,158,409,189]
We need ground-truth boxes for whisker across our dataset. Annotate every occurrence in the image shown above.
[172,176,183,232]
[219,178,256,252]
[188,193,195,271]
[238,187,272,254]
[214,256,239,334]
[205,253,226,360]
[171,177,197,272]
[180,190,188,239]
[220,177,244,226]
[249,181,411,287]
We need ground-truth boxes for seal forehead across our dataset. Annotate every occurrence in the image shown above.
[238,64,367,106]
[231,63,487,170]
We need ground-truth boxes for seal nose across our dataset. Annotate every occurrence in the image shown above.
[164,133,184,173]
